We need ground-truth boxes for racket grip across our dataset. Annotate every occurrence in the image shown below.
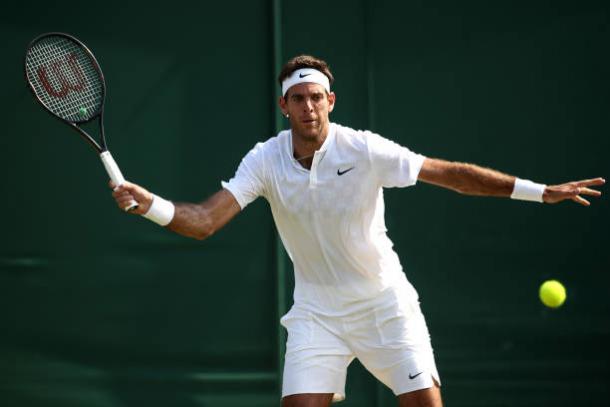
[100,151,139,212]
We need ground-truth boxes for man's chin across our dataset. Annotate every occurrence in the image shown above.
[295,124,320,139]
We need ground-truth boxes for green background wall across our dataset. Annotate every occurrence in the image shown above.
[1,1,608,406]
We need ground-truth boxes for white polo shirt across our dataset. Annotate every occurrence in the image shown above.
[222,123,426,316]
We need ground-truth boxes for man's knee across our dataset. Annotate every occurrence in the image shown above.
[281,393,334,407]
[397,381,443,407]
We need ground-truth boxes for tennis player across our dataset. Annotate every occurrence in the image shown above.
[111,55,604,407]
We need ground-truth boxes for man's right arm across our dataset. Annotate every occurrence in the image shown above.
[111,182,241,240]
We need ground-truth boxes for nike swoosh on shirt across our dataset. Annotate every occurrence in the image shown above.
[337,167,355,176]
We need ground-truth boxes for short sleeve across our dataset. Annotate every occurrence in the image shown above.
[221,142,266,209]
[366,132,426,188]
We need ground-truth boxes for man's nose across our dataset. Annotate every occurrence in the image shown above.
[304,98,314,111]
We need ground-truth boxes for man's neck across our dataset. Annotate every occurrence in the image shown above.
[291,122,330,162]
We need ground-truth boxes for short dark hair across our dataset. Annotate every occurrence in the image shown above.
[278,55,334,89]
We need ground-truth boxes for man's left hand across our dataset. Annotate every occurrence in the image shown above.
[543,177,605,206]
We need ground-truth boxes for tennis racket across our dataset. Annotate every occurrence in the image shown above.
[24,32,138,211]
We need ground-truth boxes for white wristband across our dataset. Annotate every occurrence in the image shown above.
[511,178,546,203]
[143,194,175,226]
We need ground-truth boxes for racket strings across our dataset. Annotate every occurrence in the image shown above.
[26,36,103,122]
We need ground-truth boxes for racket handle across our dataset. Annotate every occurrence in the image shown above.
[100,151,139,212]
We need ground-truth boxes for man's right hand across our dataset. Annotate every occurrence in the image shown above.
[110,181,154,215]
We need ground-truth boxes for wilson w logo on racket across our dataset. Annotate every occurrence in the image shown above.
[24,32,138,211]
[37,53,87,98]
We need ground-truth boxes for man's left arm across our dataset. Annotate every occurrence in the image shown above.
[417,158,605,206]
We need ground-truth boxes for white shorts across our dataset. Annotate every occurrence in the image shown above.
[280,288,440,402]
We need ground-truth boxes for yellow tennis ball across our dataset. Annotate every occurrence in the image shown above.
[539,280,567,308]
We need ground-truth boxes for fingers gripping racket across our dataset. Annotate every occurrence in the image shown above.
[24,32,138,211]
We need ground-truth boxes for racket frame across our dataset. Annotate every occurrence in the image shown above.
[24,32,108,153]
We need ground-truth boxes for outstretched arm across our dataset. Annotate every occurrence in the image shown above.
[418,158,605,206]
[111,182,241,240]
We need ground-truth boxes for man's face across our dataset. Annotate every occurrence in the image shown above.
[279,83,336,140]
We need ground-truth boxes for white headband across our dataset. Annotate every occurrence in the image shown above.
[281,68,330,97]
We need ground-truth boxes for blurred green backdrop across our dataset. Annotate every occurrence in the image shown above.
[1,1,608,406]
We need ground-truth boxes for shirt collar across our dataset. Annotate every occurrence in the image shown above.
[318,122,336,152]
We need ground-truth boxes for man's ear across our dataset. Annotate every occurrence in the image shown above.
[279,95,287,116]
[328,92,336,113]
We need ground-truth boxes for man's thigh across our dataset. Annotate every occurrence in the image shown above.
[281,308,354,401]
[282,393,334,407]
[348,297,442,397]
